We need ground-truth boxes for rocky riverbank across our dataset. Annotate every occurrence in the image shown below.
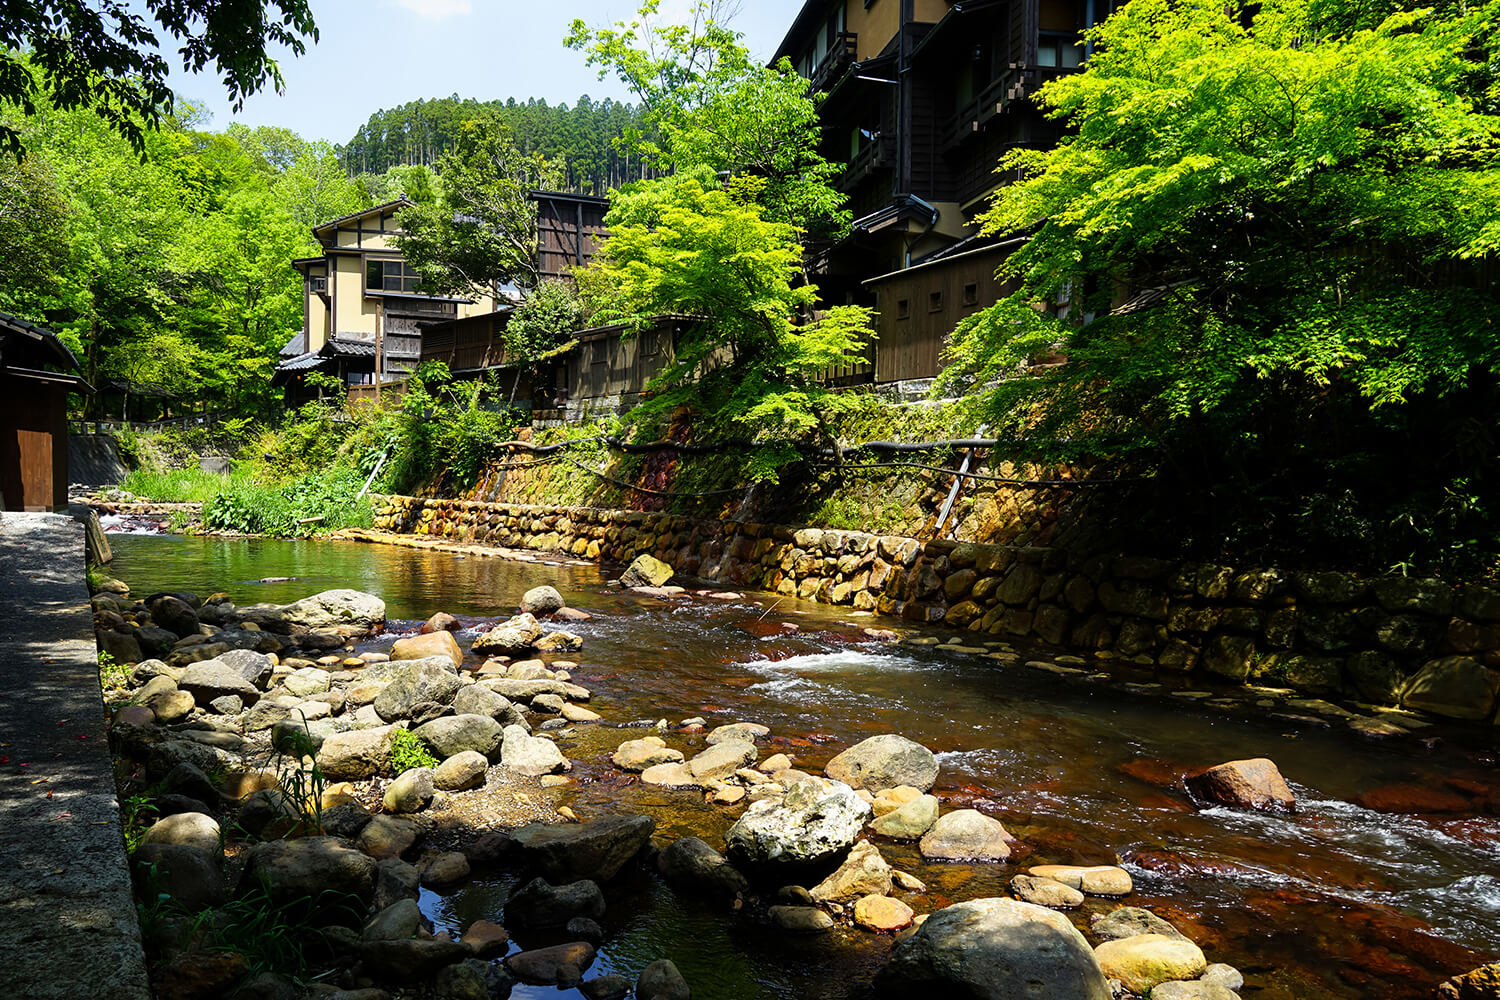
[90,555,1499,1000]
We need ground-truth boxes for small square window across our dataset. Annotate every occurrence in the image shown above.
[929,291,944,312]
[963,282,979,306]
[896,298,910,320]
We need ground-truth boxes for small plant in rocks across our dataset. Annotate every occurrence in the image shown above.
[390,727,439,774]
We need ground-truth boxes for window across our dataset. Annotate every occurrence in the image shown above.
[929,290,944,312]
[896,298,910,320]
[963,282,979,306]
[1037,35,1084,69]
[311,276,327,294]
[365,259,422,294]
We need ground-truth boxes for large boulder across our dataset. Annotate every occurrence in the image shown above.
[389,630,463,667]
[141,812,222,860]
[507,942,596,987]
[810,840,892,902]
[279,589,386,631]
[501,724,568,776]
[508,814,656,883]
[413,714,505,760]
[318,725,399,781]
[620,554,674,588]
[133,844,225,913]
[239,836,376,909]
[635,960,690,1000]
[520,586,565,616]
[825,734,938,792]
[656,837,749,900]
[373,657,461,722]
[217,648,274,688]
[178,658,260,705]
[725,778,871,869]
[919,809,1012,862]
[1401,656,1500,720]
[472,613,544,655]
[504,877,606,928]
[1093,933,1207,994]
[1184,758,1297,813]
[878,897,1110,1000]
[149,595,201,637]
[384,766,434,813]
[434,750,489,791]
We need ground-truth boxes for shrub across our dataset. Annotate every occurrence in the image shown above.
[389,728,439,774]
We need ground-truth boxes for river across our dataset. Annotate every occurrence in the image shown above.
[108,532,1500,999]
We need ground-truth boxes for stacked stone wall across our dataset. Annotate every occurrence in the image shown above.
[370,495,1500,722]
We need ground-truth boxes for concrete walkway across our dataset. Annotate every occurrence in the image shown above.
[0,511,151,1000]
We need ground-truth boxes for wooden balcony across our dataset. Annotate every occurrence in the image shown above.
[939,66,1076,149]
[811,32,858,92]
[839,132,896,192]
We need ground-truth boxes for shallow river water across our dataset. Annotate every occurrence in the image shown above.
[109,533,1500,999]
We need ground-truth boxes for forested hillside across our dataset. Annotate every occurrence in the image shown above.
[339,95,649,193]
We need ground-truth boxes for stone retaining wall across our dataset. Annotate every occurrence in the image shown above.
[371,495,1500,723]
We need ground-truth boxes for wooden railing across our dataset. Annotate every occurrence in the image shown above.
[68,411,227,435]
[812,32,858,92]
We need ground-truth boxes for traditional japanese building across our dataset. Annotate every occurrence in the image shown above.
[0,310,92,511]
[774,0,1112,386]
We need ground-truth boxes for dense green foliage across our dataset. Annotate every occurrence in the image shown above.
[937,0,1500,572]
[389,728,440,775]
[340,94,648,193]
[0,1,315,159]
[505,278,595,365]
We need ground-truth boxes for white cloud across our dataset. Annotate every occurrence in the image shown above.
[392,0,473,18]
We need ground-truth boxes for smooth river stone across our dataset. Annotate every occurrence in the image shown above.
[1028,864,1133,896]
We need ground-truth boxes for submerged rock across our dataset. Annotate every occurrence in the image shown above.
[505,876,605,928]
[1090,906,1188,942]
[1185,758,1297,813]
[635,959,690,1000]
[507,814,656,882]
[1027,864,1132,896]
[657,837,749,900]
[877,897,1110,999]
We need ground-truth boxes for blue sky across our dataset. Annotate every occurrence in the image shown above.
[167,0,807,146]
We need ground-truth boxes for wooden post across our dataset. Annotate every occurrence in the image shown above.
[375,299,384,403]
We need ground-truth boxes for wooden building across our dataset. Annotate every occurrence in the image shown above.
[774,0,1110,386]
[277,199,498,394]
[0,311,93,511]
[533,191,609,281]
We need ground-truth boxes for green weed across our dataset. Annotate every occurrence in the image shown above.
[389,727,439,774]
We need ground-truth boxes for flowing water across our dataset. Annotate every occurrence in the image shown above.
[109,533,1500,999]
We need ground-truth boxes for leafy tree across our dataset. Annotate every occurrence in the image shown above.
[936,0,1500,569]
[0,1,317,159]
[395,115,554,297]
[505,278,592,364]
[591,172,872,473]
[566,0,848,243]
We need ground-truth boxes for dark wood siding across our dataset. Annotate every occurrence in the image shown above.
[535,194,609,281]
[422,312,510,373]
[870,246,1014,384]
[1,376,68,511]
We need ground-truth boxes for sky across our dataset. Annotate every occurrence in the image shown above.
[166,0,808,146]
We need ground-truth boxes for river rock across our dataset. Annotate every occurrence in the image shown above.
[473,613,544,655]
[373,855,420,909]
[280,589,386,631]
[1152,983,1238,1000]
[810,840,892,902]
[771,905,835,933]
[451,682,515,721]
[146,689,196,723]
[1010,874,1084,909]
[505,877,606,928]
[413,714,504,760]
[133,844,225,913]
[608,738,682,773]
[621,554,674,588]
[240,835,376,908]
[1401,656,1500,720]
[141,811,222,859]
[1094,933,1207,993]
[657,837,749,900]
[98,630,143,664]
[360,938,470,980]
[1201,963,1245,990]
[687,739,758,781]
[384,767,434,813]
[507,814,655,882]
[507,942,596,986]
[919,809,1012,862]
[358,814,420,860]
[319,725,399,781]
[434,749,489,791]
[362,898,423,941]
[389,630,462,667]
[826,734,938,792]
[1185,758,1297,812]
[284,666,331,697]
[725,778,871,868]
[461,919,510,957]
[707,722,770,744]
[483,677,590,701]
[321,800,373,839]
[1028,864,1132,896]
[178,658,260,705]
[218,647,274,687]
[436,958,508,1000]
[1090,906,1188,942]
[641,762,700,787]
[580,974,631,1000]
[878,897,1110,999]
[535,630,583,653]
[373,657,461,722]
[636,959,690,1000]
[521,585,565,616]
[1437,961,1500,999]
[855,893,914,932]
[420,611,461,634]
[871,793,939,839]
[149,595,200,637]
[501,724,567,775]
